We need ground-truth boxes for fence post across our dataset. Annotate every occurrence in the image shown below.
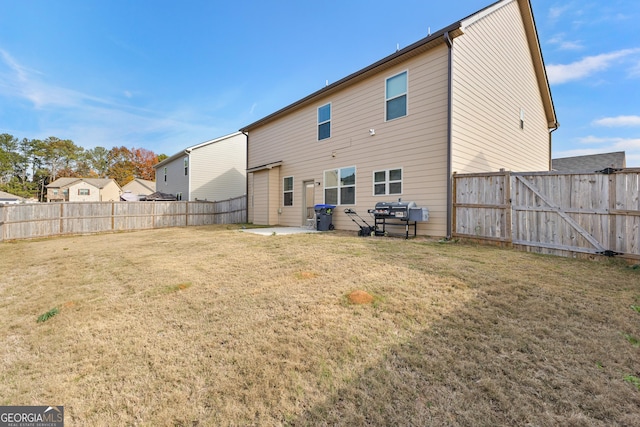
[608,172,617,253]
[505,170,513,243]
[451,172,457,237]
[0,205,4,242]
[60,203,64,235]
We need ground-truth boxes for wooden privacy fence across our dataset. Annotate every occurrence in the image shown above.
[0,195,247,242]
[453,169,640,260]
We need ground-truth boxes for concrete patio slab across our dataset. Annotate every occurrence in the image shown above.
[239,227,321,236]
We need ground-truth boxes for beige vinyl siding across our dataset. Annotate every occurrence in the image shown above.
[247,173,254,223]
[190,133,246,201]
[100,181,122,202]
[451,0,550,174]
[68,182,101,202]
[251,171,268,225]
[248,45,450,235]
[121,179,156,196]
[249,168,281,225]
[267,167,280,224]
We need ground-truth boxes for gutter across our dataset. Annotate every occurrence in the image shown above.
[444,31,454,240]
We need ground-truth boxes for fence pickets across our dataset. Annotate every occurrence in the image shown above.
[0,196,247,242]
[454,170,640,260]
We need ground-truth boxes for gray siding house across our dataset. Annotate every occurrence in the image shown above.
[154,132,247,201]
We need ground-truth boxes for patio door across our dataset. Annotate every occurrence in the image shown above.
[303,181,315,224]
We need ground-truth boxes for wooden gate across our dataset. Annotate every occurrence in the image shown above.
[453,170,640,260]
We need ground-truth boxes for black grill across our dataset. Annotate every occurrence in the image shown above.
[371,200,417,219]
[368,199,429,239]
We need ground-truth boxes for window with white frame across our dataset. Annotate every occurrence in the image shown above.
[324,166,356,205]
[283,176,293,206]
[184,158,189,176]
[318,103,331,140]
[386,71,407,121]
[164,167,167,183]
[373,168,402,195]
[78,188,90,196]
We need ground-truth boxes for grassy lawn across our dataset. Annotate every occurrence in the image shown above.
[1,225,639,426]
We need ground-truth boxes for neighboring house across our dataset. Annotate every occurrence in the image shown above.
[0,190,24,204]
[552,152,626,172]
[46,178,122,202]
[121,178,156,201]
[154,132,247,201]
[240,0,557,237]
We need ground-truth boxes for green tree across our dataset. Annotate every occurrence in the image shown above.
[86,146,110,178]
[0,133,20,184]
[40,137,84,182]
[107,146,134,186]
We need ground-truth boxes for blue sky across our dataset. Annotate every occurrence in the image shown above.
[1,0,639,166]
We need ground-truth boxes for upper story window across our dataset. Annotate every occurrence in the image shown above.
[184,158,189,176]
[78,188,90,196]
[374,168,402,195]
[324,166,356,205]
[386,71,408,121]
[164,167,167,183]
[283,176,293,206]
[318,103,331,140]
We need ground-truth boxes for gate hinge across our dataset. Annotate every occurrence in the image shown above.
[596,167,622,175]
[597,250,621,257]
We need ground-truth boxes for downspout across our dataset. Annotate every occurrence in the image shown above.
[242,131,250,223]
[444,32,454,240]
[184,149,191,201]
[548,122,559,170]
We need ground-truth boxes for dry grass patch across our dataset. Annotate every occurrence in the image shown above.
[0,226,639,426]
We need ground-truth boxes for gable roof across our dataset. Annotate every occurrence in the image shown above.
[47,177,120,189]
[552,152,626,172]
[123,178,156,193]
[240,0,556,132]
[155,131,244,169]
[0,190,24,201]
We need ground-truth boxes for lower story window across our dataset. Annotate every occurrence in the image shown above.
[283,176,293,206]
[374,168,402,195]
[324,166,356,205]
[176,192,182,201]
[78,189,90,196]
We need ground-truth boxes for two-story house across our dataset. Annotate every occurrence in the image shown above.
[154,132,247,201]
[240,0,557,237]
[46,178,122,202]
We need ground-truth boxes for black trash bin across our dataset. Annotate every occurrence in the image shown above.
[314,204,336,231]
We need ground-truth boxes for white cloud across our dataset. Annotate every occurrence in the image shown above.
[593,116,640,127]
[546,49,640,84]
[549,5,571,21]
[0,48,223,153]
[548,34,584,51]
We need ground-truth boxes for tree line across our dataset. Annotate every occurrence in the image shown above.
[0,133,167,200]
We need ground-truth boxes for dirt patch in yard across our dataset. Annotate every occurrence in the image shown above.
[347,290,374,304]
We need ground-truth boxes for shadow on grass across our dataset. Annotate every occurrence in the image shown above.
[289,285,640,426]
